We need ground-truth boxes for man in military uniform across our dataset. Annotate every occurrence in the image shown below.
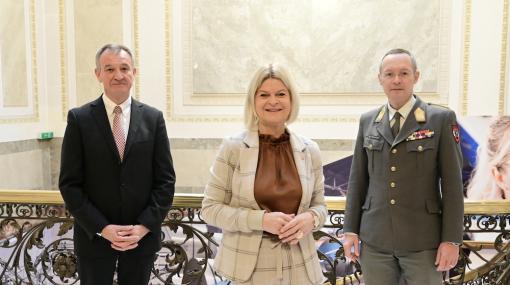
[343,48,464,284]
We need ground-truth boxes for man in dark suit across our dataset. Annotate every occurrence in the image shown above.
[343,48,464,284]
[59,43,175,285]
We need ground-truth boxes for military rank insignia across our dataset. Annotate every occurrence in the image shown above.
[406,129,434,141]
[452,124,460,144]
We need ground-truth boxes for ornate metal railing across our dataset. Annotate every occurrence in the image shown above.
[0,190,509,284]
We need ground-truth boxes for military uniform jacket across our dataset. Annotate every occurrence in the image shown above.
[201,130,327,283]
[344,96,464,251]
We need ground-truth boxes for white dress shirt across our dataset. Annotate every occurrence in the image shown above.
[102,94,131,141]
[387,95,416,129]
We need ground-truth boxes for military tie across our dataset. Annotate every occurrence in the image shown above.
[392,112,401,138]
[112,106,126,161]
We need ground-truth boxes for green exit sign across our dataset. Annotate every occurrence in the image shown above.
[39,132,54,140]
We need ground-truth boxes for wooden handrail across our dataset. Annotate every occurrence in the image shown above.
[0,189,509,214]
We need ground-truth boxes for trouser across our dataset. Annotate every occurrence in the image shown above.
[359,243,442,285]
[77,252,155,285]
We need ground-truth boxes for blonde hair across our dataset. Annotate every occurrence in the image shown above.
[467,116,510,199]
[244,64,300,131]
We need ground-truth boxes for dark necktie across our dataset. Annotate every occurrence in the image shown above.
[392,112,401,138]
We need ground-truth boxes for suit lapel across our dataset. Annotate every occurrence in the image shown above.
[393,97,426,146]
[124,99,142,159]
[289,131,309,215]
[375,106,394,145]
[90,96,121,162]
[240,131,261,209]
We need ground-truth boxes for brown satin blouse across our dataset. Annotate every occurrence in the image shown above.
[254,132,302,214]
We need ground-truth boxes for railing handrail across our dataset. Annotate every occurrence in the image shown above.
[0,189,509,214]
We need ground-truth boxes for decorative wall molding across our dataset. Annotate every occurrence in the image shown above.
[499,0,509,115]
[132,0,140,101]
[461,0,471,116]
[0,0,39,124]
[59,0,67,120]
[165,0,451,123]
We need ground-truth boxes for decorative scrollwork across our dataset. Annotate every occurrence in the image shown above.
[313,230,361,285]
[167,208,185,222]
[476,215,499,231]
[15,204,34,218]
[495,231,510,253]
[1,200,510,284]
[152,220,218,284]
[327,210,344,236]
[41,238,78,284]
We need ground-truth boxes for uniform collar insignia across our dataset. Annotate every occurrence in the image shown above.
[414,107,426,122]
[375,106,386,123]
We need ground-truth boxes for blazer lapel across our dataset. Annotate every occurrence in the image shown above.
[240,131,261,209]
[90,96,121,162]
[289,131,309,215]
[375,106,394,145]
[123,99,142,159]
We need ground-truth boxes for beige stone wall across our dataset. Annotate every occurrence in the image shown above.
[0,138,353,193]
[0,140,52,189]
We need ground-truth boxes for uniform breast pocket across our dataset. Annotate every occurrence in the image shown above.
[363,137,384,174]
[405,139,436,172]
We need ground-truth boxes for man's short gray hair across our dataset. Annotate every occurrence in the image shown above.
[95,43,135,70]
[379,48,418,73]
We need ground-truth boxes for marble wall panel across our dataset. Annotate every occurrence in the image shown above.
[74,0,123,106]
[191,0,441,95]
[0,150,46,189]
[0,0,28,107]
[0,137,354,193]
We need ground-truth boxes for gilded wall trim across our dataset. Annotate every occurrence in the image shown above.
[500,0,509,115]
[1,189,509,214]
[189,92,442,106]
[29,0,39,122]
[59,0,67,121]
[164,0,173,119]
[461,0,472,116]
[0,0,39,124]
[132,0,140,100]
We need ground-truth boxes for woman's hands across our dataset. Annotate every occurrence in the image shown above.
[262,212,294,235]
[262,211,315,244]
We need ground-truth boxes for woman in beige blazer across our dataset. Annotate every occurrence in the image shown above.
[202,64,327,285]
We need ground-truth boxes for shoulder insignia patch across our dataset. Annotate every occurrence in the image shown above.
[375,106,386,123]
[452,124,460,144]
[414,107,426,122]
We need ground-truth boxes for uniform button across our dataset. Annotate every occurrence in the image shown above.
[390,166,397,172]
[390,199,396,205]
[390,182,396,188]
[418,145,423,152]
[392,149,398,154]
[369,144,373,150]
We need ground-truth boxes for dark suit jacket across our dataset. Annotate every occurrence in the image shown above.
[344,96,464,251]
[59,96,175,257]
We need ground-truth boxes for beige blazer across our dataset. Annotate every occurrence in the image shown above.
[201,130,327,283]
